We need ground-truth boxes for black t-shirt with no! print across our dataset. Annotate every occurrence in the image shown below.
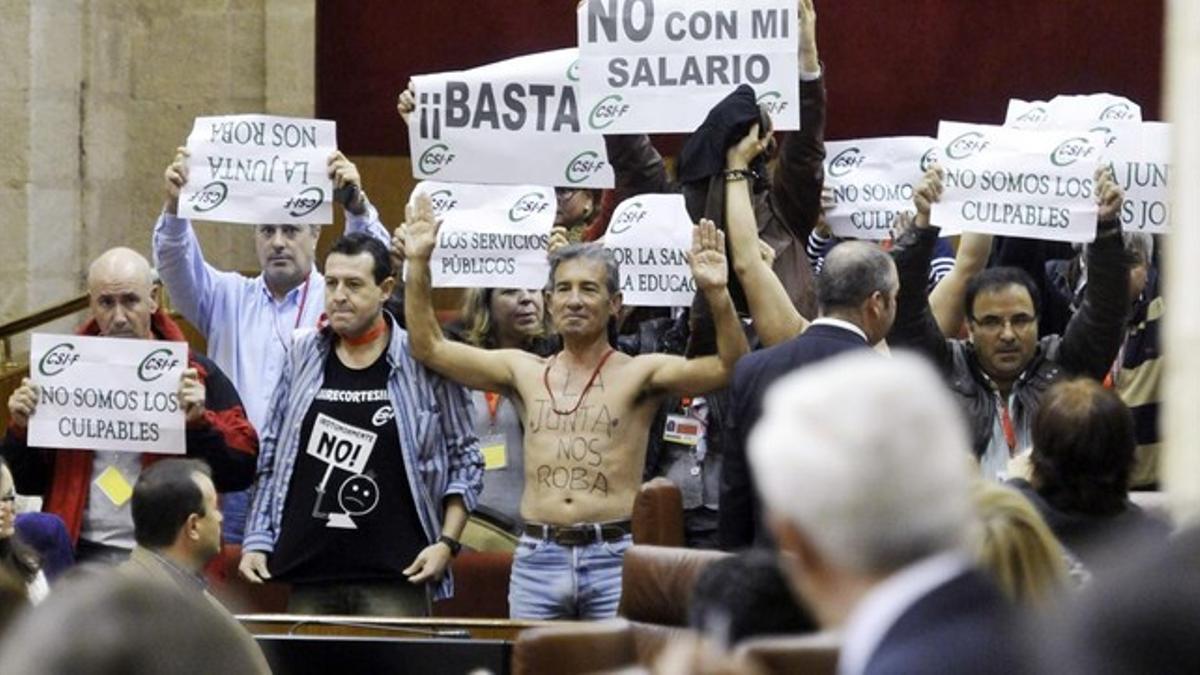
[270,349,426,583]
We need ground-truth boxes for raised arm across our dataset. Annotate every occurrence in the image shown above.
[403,193,527,392]
[886,167,954,373]
[929,231,994,337]
[1057,167,1130,378]
[726,127,807,345]
[770,0,826,243]
[329,151,390,244]
[645,221,749,395]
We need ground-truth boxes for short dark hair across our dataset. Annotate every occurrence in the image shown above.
[964,267,1041,321]
[328,232,393,284]
[816,241,896,313]
[1032,379,1135,515]
[689,550,817,644]
[131,460,211,549]
[547,242,620,295]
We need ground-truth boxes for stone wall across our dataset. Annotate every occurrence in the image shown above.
[1,0,314,356]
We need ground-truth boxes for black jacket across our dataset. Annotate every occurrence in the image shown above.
[887,223,1129,459]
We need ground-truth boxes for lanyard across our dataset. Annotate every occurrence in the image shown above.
[994,393,1017,455]
[543,348,617,416]
[293,276,311,329]
[1104,337,1128,390]
[485,391,502,426]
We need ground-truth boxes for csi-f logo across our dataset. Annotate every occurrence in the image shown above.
[186,181,228,213]
[945,132,990,160]
[284,186,324,217]
[419,143,456,175]
[565,150,607,184]
[756,91,788,116]
[1051,137,1097,167]
[137,348,181,382]
[588,94,630,130]
[567,60,581,82]
[608,202,647,235]
[920,147,939,172]
[509,192,552,222]
[38,343,80,377]
[828,147,866,178]
[427,189,458,215]
[1016,106,1048,125]
[1099,102,1136,121]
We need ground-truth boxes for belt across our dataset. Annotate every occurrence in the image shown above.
[523,520,633,546]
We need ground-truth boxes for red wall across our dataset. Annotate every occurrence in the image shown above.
[317,0,1164,156]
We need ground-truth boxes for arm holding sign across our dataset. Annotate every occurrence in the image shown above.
[181,355,257,492]
[154,147,248,337]
[403,194,530,393]
[921,165,994,337]
[726,129,808,346]
[1056,168,1130,379]
[329,151,391,244]
[642,221,749,396]
[885,168,954,373]
[1,379,52,496]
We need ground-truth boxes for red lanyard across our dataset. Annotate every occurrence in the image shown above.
[485,391,501,425]
[543,348,617,416]
[293,276,311,329]
[995,394,1017,454]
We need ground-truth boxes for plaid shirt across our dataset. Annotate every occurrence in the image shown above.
[243,316,483,600]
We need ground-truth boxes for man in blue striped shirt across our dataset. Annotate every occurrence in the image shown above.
[238,233,482,615]
[153,148,390,543]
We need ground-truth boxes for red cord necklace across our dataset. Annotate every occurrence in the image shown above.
[342,316,388,346]
[542,348,617,416]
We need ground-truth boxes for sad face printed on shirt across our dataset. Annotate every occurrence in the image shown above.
[304,413,382,529]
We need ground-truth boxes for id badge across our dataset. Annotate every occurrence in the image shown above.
[481,433,508,470]
[663,414,703,446]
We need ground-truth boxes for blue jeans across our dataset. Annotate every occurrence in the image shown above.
[507,532,631,620]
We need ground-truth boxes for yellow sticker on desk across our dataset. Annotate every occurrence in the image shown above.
[482,438,507,471]
[95,466,133,507]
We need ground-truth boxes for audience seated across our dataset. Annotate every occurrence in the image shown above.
[688,549,817,645]
[0,459,46,605]
[1009,378,1170,568]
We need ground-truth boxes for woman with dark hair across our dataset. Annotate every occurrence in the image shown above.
[0,458,46,604]
[1009,378,1168,567]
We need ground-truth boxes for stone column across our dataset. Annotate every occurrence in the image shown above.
[1162,0,1200,526]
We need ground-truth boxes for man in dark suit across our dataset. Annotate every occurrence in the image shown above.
[720,241,899,549]
[750,352,1021,675]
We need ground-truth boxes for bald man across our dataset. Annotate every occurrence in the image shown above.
[3,248,258,564]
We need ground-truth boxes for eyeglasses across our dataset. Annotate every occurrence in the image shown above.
[0,492,15,503]
[971,314,1037,334]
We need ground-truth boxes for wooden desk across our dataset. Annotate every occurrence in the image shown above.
[240,614,562,642]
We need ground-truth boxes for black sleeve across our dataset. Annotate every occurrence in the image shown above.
[770,77,827,243]
[185,355,258,492]
[604,134,673,200]
[887,227,954,374]
[1057,218,1131,379]
[717,366,756,550]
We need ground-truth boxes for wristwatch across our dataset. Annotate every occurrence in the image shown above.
[438,534,462,557]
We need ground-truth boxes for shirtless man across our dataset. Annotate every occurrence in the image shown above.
[403,194,748,619]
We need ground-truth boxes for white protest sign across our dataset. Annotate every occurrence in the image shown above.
[407,181,554,289]
[577,0,799,134]
[824,137,937,240]
[28,334,188,454]
[1005,93,1142,129]
[409,49,614,188]
[179,114,336,225]
[932,122,1104,243]
[304,413,377,475]
[1100,122,1170,232]
[604,194,696,306]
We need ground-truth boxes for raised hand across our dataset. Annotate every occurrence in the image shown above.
[1095,165,1124,222]
[688,219,729,293]
[179,368,207,425]
[726,123,765,171]
[403,193,442,261]
[797,0,819,73]
[397,81,416,126]
[913,165,945,228]
[7,378,39,427]
[163,146,190,215]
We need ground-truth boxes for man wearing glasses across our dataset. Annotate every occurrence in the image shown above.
[889,166,1130,479]
[153,148,389,543]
